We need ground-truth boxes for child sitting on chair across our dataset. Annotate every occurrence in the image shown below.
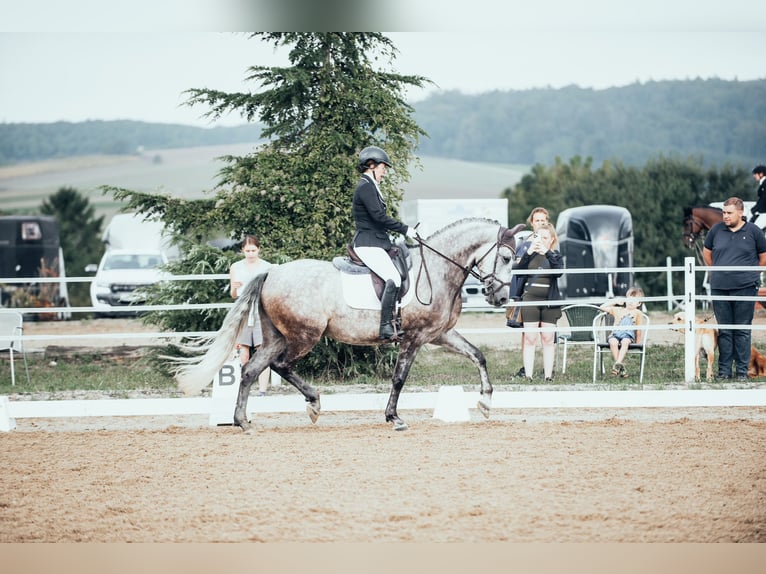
[599,286,645,378]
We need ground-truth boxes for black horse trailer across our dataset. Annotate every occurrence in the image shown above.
[0,215,69,312]
[555,205,634,298]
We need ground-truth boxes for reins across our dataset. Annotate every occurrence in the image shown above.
[410,226,515,306]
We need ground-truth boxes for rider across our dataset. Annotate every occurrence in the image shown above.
[352,145,418,340]
[749,164,766,228]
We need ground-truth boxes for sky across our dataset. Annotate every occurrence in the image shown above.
[0,0,763,128]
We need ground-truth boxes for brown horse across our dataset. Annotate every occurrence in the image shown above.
[175,218,525,432]
[683,206,722,251]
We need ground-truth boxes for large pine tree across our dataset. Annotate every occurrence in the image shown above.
[109,33,429,261]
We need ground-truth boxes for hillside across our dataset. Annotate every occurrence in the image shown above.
[1,79,764,169]
[0,145,524,220]
[414,78,766,167]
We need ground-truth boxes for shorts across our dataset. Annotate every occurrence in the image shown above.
[236,305,263,347]
[520,292,562,324]
[608,330,635,344]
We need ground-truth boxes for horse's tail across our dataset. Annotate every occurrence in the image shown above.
[174,272,269,396]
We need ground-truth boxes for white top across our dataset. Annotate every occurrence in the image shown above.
[230,258,272,297]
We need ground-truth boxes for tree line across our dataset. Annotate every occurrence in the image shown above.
[0,120,264,165]
[503,156,754,297]
[414,78,765,168]
[2,78,764,169]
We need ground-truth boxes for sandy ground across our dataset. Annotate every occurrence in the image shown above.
[2,410,765,542]
[4,311,766,543]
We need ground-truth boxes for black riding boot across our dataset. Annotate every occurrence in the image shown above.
[379,279,402,340]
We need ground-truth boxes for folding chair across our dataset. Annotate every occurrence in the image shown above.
[592,310,649,385]
[556,304,601,374]
[0,311,31,386]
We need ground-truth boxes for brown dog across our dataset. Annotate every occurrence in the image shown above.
[749,346,766,378]
[672,312,718,380]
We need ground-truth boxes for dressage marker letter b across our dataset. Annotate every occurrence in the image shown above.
[218,363,238,386]
[210,360,242,426]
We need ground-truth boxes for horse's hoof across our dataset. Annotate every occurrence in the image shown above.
[391,419,408,431]
[307,403,320,424]
[236,420,253,433]
[477,400,491,419]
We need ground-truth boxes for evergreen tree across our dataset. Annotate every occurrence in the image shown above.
[40,187,105,307]
[109,33,429,262]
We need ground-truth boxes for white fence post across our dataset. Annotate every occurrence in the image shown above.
[684,257,697,384]
[666,256,674,311]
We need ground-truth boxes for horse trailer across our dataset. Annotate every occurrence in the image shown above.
[555,205,634,299]
[0,215,70,313]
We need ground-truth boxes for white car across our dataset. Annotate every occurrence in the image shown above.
[87,249,169,317]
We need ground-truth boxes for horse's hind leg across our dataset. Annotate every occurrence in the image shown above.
[234,348,275,432]
[271,364,321,423]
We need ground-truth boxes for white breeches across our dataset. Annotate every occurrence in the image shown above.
[354,246,401,287]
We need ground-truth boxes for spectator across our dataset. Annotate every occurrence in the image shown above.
[507,206,551,378]
[514,222,563,381]
[598,286,645,378]
[703,197,766,379]
[230,234,273,395]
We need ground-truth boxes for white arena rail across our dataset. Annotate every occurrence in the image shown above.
[3,257,766,432]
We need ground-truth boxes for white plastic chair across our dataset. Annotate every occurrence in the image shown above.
[592,310,650,385]
[0,311,31,386]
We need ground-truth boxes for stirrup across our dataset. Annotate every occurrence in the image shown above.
[379,322,404,342]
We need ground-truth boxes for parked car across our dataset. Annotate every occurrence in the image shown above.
[86,249,169,317]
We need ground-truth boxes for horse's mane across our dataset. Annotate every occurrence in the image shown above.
[425,217,501,241]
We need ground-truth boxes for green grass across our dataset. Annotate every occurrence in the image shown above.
[0,349,177,396]
[3,342,763,396]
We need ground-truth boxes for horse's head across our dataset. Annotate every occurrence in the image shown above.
[477,222,526,306]
[682,208,700,249]
[683,206,721,249]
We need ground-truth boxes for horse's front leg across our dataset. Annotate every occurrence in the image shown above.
[431,328,493,418]
[385,342,421,431]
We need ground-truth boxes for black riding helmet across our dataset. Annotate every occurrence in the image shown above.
[358,146,392,172]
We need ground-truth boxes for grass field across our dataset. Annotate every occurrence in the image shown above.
[0,144,528,221]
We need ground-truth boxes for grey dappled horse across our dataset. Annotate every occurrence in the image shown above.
[176,218,524,432]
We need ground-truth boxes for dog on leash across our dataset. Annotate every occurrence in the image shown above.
[671,312,718,380]
[749,346,766,378]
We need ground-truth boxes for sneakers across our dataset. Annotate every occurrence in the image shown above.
[514,366,526,378]
[611,363,628,378]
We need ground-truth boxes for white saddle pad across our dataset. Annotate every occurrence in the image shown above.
[339,270,415,310]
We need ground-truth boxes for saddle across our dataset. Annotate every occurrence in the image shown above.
[332,241,412,301]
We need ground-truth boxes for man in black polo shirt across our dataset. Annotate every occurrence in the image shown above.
[703,197,766,379]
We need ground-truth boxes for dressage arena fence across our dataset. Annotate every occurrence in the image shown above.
[2,257,766,431]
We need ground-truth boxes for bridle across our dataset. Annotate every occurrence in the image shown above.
[411,225,517,305]
[683,214,704,248]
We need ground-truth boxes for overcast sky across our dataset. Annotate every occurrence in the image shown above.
[1,1,763,128]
